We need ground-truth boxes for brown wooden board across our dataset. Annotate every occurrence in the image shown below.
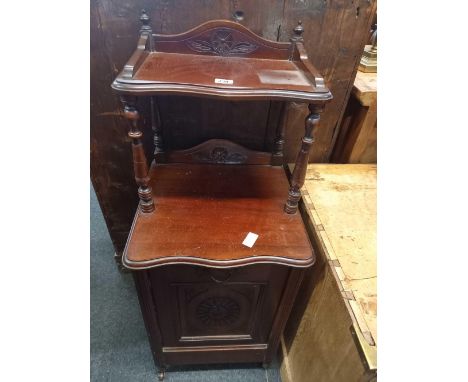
[332,71,377,163]
[303,164,377,344]
[280,0,377,164]
[134,264,305,371]
[123,163,314,269]
[91,0,377,256]
[280,164,376,382]
[111,20,331,101]
[280,262,376,382]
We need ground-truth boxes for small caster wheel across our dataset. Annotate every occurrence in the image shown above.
[157,369,165,381]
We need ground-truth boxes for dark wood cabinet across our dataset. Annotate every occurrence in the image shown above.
[135,265,299,365]
[135,264,305,372]
[110,12,332,380]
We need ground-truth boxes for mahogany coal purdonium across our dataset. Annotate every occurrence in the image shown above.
[111,11,332,381]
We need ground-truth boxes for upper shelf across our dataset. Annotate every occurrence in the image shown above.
[111,16,332,103]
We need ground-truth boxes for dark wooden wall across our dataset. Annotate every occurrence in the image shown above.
[90,0,377,256]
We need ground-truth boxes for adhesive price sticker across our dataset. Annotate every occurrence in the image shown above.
[214,78,234,85]
[242,232,259,248]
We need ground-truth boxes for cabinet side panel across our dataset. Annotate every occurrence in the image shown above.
[132,271,166,367]
[281,264,367,382]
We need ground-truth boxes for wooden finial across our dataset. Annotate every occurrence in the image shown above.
[291,20,304,42]
[139,9,151,34]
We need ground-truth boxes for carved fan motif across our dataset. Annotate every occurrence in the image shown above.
[196,296,241,327]
[195,146,247,164]
[186,29,258,56]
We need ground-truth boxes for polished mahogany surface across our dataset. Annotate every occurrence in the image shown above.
[112,17,329,376]
[134,53,318,92]
[111,19,332,102]
[123,163,314,269]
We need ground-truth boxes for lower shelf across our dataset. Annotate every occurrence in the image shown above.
[123,163,314,269]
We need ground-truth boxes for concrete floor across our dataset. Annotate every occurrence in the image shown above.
[90,186,282,382]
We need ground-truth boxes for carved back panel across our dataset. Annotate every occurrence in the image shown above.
[158,139,272,165]
[153,20,290,60]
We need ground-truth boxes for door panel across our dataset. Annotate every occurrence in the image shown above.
[148,264,289,347]
[176,281,263,341]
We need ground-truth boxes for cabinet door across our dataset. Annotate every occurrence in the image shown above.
[148,264,289,347]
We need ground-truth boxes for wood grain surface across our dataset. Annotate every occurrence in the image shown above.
[303,164,377,343]
[91,0,377,255]
[332,70,377,163]
[280,163,377,382]
[134,264,306,369]
[353,71,377,107]
[123,163,314,269]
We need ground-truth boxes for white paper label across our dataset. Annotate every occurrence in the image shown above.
[242,232,259,248]
[215,78,234,85]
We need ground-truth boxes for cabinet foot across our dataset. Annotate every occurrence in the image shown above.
[157,368,165,381]
[262,362,270,369]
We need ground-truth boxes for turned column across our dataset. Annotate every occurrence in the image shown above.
[121,96,155,213]
[284,104,324,214]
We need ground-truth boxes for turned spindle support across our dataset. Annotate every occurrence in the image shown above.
[274,20,302,165]
[284,104,324,214]
[121,96,155,213]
